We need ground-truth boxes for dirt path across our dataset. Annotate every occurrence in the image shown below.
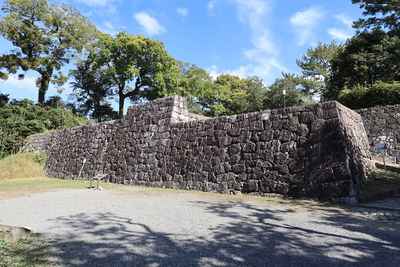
[0,188,399,267]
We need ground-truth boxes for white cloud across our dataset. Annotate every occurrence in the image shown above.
[207,65,221,80]
[335,13,353,27]
[3,76,37,90]
[328,14,355,41]
[134,11,166,36]
[327,28,351,41]
[0,75,38,101]
[207,0,284,84]
[74,0,119,7]
[207,1,217,15]
[290,6,325,46]
[98,21,120,36]
[234,0,268,25]
[177,7,188,17]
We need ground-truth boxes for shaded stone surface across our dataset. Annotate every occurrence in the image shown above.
[357,105,400,164]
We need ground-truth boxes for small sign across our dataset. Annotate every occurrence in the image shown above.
[375,143,387,152]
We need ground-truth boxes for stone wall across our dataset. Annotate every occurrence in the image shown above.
[24,96,373,203]
[357,105,400,164]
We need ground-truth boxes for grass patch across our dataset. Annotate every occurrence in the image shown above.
[0,154,46,180]
[0,233,57,267]
[359,168,400,198]
[0,153,96,200]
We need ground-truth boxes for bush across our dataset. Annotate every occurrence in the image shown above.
[0,99,91,155]
[32,153,46,165]
[338,81,400,109]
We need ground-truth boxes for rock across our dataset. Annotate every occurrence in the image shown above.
[0,224,32,243]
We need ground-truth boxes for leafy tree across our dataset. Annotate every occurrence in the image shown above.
[175,61,215,114]
[0,93,10,108]
[338,81,400,109]
[190,73,268,117]
[265,74,304,110]
[75,32,180,118]
[241,76,268,113]
[327,29,400,100]
[69,55,117,122]
[352,0,400,34]
[0,0,100,105]
[212,74,247,116]
[295,41,344,100]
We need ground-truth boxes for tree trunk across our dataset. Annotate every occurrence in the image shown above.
[38,71,52,106]
[118,93,125,119]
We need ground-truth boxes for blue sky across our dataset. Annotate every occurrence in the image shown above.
[0,0,364,106]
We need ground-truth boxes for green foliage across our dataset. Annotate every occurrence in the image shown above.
[241,76,267,112]
[0,233,54,266]
[338,81,400,109]
[32,153,46,165]
[0,0,101,105]
[324,2,400,104]
[327,30,400,100]
[0,93,10,108]
[175,62,218,115]
[0,100,90,154]
[176,62,269,117]
[69,54,118,122]
[296,41,344,100]
[352,0,400,34]
[71,32,180,118]
[265,74,305,110]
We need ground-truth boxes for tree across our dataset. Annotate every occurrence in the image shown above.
[352,0,400,34]
[176,63,268,117]
[0,0,100,105]
[0,93,10,108]
[69,55,117,122]
[265,74,304,110]
[77,32,180,118]
[327,29,400,100]
[213,74,247,115]
[295,41,344,100]
[241,76,268,113]
[175,61,215,114]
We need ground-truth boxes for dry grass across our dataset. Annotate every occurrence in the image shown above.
[0,153,45,179]
[0,153,92,200]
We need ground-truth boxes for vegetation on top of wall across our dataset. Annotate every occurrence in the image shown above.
[338,81,400,109]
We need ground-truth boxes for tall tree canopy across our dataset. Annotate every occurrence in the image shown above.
[176,64,269,117]
[265,74,305,110]
[353,0,400,34]
[321,1,400,107]
[72,32,180,119]
[69,57,117,122]
[0,0,100,105]
[295,41,344,100]
[175,62,215,114]
[327,29,400,100]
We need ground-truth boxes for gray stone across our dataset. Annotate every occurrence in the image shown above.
[0,225,32,243]
[23,96,373,204]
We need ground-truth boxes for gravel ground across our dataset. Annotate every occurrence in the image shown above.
[0,187,399,267]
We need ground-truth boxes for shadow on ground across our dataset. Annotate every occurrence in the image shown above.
[47,201,400,267]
